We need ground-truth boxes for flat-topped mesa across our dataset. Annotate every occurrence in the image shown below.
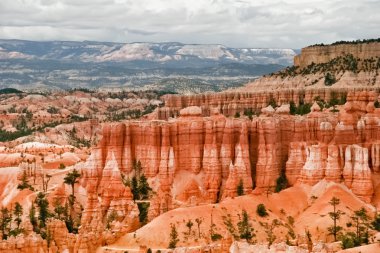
[294,42,380,68]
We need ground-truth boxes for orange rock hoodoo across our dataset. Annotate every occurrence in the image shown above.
[88,91,379,209]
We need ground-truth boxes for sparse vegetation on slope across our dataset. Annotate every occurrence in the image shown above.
[0,88,23,94]
[309,38,380,47]
[273,54,380,80]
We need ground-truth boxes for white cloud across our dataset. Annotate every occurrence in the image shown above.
[0,0,378,48]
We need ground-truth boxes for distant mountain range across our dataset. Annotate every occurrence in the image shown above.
[0,40,298,93]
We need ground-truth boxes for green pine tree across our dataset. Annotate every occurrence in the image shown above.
[63,169,81,198]
[138,174,152,200]
[29,203,37,231]
[35,192,50,228]
[237,209,255,242]
[327,197,343,241]
[0,207,12,239]
[131,176,139,201]
[237,179,244,196]
[168,223,179,249]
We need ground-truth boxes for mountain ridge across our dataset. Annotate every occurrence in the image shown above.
[0,39,296,92]
[0,39,297,65]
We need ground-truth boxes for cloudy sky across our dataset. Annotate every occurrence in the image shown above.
[0,0,379,48]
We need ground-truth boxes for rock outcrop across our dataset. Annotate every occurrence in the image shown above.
[158,88,352,119]
[294,42,380,68]
[75,149,140,252]
[90,91,380,205]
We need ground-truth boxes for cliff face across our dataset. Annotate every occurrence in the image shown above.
[87,91,380,211]
[159,88,354,119]
[294,42,380,68]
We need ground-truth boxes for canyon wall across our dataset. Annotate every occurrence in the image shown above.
[88,91,380,212]
[294,42,380,68]
[157,87,380,119]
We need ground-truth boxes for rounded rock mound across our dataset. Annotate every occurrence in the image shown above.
[179,106,202,117]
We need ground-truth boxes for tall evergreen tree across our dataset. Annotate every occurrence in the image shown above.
[237,209,255,242]
[131,176,139,201]
[0,207,12,239]
[29,203,37,231]
[138,174,152,200]
[63,169,81,198]
[17,170,34,191]
[352,207,370,245]
[133,160,142,178]
[168,223,179,249]
[13,202,23,235]
[35,192,50,228]
[328,197,343,241]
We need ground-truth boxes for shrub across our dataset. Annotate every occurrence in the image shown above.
[137,202,150,224]
[268,97,277,108]
[257,204,268,217]
[222,214,238,240]
[211,233,222,241]
[237,179,244,196]
[243,109,254,120]
[324,72,336,86]
[275,169,288,193]
[289,101,311,115]
[340,232,360,249]
[372,214,380,231]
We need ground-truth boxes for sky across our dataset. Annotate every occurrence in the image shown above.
[0,0,379,49]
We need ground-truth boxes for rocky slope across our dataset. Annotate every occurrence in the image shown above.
[102,182,377,252]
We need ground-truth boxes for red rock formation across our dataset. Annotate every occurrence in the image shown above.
[158,88,355,119]
[203,120,223,203]
[76,147,139,252]
[324,145,342,183]
[344,145,374,202]
[86,92,380,218]
[299,144,327,185]
[255,110,281,192]
[46,219,76,252]
[0,220,47,253]
[371,143,380,173]
[286,142,307,185]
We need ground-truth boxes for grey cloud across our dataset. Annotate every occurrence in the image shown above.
[0,0,379,48]
[125,28,157,36]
